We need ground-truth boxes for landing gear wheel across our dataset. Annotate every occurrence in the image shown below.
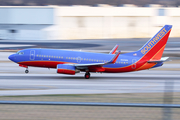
[25,70,29,74]
[85,72,90,79]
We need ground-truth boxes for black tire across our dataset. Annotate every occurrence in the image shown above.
[85,72,90,79]
[25,70,29,73]
[85,74,90,79]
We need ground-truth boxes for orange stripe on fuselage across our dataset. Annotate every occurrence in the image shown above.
[135,63,157,71]
[150,45,166,61]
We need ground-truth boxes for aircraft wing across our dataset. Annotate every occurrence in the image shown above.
[72,51,121,67]
[148,57,169,63]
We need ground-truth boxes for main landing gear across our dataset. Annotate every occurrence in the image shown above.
[85,72,90,79]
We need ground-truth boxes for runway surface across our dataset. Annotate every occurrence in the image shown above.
[0,72,180,96]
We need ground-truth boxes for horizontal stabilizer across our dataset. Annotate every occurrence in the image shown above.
[148,57,169,63]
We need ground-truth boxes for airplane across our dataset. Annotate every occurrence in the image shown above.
[9,25,172,79]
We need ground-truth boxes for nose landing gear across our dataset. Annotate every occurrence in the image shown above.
[19,64,29,74]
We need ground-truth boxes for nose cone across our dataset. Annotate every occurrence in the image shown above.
[8,54,15,62]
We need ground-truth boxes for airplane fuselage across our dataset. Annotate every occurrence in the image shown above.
[9,48,159,73]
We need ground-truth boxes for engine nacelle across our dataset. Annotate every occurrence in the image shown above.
[57,64,76,75]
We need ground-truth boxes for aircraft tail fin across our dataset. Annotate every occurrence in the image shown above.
[136,25,172,61]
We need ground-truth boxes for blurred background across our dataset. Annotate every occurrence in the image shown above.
[0,0,180,120]
[0,1,180,40]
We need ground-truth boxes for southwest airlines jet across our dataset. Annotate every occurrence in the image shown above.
[9,25,172,79]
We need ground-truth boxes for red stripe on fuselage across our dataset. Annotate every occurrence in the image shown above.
[18,61,69,68]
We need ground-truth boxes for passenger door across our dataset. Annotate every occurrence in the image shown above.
[30,50,35,60]
[132,59,137,69]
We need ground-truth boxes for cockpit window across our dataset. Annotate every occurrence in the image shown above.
[16,51,24,55]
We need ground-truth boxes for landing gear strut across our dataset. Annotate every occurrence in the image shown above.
[85,72,90,79]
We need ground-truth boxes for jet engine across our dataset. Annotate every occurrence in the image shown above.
[57,64,76,75]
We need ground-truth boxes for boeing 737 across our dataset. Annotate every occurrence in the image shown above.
[9,25,172,79]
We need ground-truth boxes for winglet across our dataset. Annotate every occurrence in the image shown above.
[109,44,119,54]
[108,51,121,64]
